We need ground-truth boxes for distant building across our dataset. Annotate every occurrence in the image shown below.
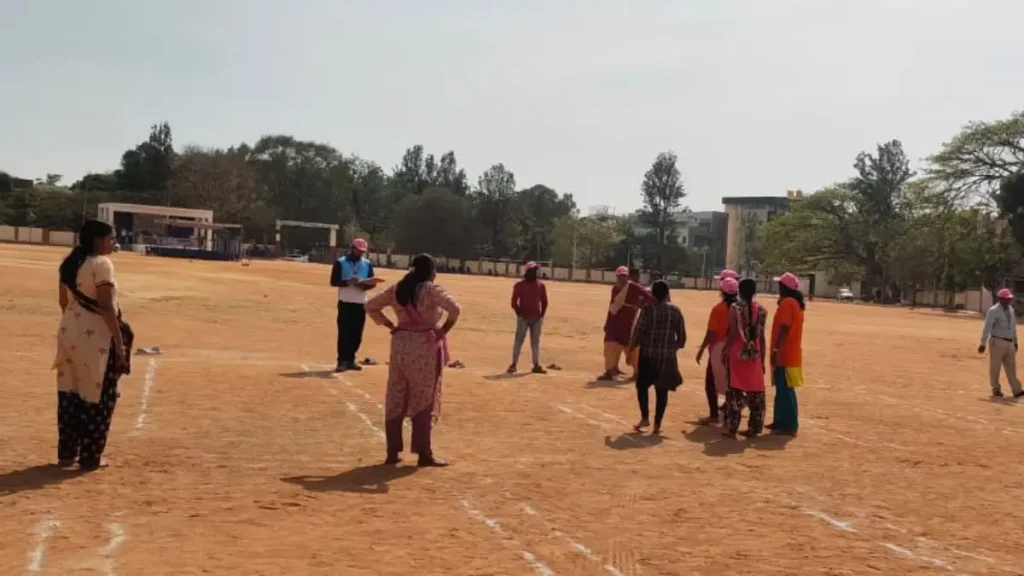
[632,209,728,274]
[722,193,797,273]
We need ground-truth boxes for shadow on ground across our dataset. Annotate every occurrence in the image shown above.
[604,433,663,450]
[682,425,794,457]
[281,464,418,494]
[0,464,85,497]
[279,370,335,379]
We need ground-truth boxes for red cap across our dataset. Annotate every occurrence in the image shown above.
[352,238,368,252]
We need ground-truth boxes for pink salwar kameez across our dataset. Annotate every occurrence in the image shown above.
[365,282,461,460]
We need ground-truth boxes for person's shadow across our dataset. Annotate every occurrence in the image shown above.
[585,379,629,389]
[279,370,334,379]
[0,464,84,497]
[682,425,794,457]
[604,433,664,450]
[281,464,418,494]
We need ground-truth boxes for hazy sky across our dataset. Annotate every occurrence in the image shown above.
[2,0,1021,212]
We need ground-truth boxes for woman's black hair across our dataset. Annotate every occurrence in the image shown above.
[720,290,738,306]
[59,219,113,288]
[738,278,757,302]
[396,253,435,308]
[651,279,669,302]
[779,283,806,310]
[524,267,539,281]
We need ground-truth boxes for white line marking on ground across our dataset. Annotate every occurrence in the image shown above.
[800,509,858,533]
[459,499,554,576]
[25,517,59,574]
[516,501,625,576]
[98,523,127,576]
[576,403,630,427]
[132,359,157,433]
[306,367,553,574]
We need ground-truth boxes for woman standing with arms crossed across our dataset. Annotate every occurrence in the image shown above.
[768,272,805,435]
[54,220,132,470]
[365,254,461,467]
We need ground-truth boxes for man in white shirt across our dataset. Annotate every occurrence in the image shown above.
[329,238,376,372]
[978,288,1023,398]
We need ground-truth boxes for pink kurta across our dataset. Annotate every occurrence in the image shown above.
[725,300,766,392]
[366,282,461,421]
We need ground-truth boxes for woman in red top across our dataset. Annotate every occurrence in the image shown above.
[507,262,548,374]
[721,277,768,438]
[598,266,654,381]
[695,274,738,425]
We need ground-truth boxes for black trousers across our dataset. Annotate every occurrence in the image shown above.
[58,353,120,468]
[704,363,719,418]
[636,383,669,426]
[337,301,367,365]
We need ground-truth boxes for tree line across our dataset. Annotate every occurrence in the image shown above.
[761,111,1024,300]
[0,125,689,270]
[6,109,1020,296]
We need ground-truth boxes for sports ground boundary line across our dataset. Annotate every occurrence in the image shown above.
[299,365,556,575]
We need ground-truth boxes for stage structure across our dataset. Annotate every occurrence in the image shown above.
[154,218,244,261]
[97,203,215,250]
[275,220,340,263]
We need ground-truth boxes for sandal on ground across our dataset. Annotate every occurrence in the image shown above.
[740,430,760,438]
[633,419,650,432]
[531,365,547,374]
[384,455,403,465]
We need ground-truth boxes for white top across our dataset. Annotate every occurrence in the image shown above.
[980,303,1017,346]
[338,284,367,304]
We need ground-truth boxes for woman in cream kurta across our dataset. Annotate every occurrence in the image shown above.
[54,219,126,471]
[55,255,118,403]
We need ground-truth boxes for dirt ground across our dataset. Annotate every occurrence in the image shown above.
[1,243,1023,576]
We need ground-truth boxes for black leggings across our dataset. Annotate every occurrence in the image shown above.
[704,363,719,418]
[637,384,669,426]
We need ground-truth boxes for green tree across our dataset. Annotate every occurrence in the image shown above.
[639,151,686,270]
[393,187,477,259]
[995,172,1024,246]
[514,184,577,261]
[927,111,1024,205]
[472,163,519,257]
[117,122,176,204]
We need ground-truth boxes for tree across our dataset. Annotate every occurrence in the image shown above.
[927,111,1024,206]
[116,122,176,203]
[472,163,519,257]
[639,151,686,270]
[393,187,477,259]
[514,184,576,261]
[849,139,915,293]
[995,172,1024,247]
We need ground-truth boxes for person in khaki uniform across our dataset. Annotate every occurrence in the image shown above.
[978,288,1023,398]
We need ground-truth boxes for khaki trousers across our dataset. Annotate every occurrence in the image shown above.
[988,338,1023,395]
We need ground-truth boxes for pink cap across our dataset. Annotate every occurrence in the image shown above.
[998,288,1014,300]
[352,238,368,252]
[715,269,738,280]
[720,277,739,295]
[615,266,629,277]
[524,261,539,271]
[774,272,799,291]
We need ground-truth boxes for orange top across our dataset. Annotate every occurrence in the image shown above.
[706,301,730,344]
[772,297,804,367]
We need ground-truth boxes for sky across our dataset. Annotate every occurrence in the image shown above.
[2,0,1022,213]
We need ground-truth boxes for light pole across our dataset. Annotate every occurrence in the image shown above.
[699,245,710,281]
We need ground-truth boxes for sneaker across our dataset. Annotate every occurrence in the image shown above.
[506,364,517,375]
[531,365,547,374]
[1014,391,1024,399]
[346,361,363,371]
[334,364,347,373]
[993,390,1005,398]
